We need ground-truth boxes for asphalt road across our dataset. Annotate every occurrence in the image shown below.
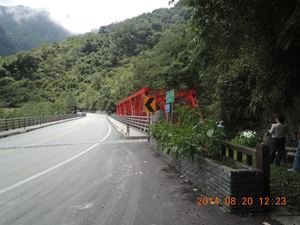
[0,114,281,225]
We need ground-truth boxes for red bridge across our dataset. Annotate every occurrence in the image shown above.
[116,87,197,116]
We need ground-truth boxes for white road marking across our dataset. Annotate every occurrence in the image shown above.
[103,116,112,141]
[0,116,112,195]
[70,203,94,210]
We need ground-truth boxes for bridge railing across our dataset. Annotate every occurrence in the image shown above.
[0,114,79,132]
[110,115,149,134]
[221,142,270,200]
[222,141,297,166]
[221,142,258,167]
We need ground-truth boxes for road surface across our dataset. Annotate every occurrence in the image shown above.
[0,114,280,225]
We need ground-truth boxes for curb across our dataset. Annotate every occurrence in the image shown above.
[107,116,147,140]
[0,117,81,139]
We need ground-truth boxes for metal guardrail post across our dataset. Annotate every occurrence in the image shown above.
[147,115,150,141]
[126,124,130,136]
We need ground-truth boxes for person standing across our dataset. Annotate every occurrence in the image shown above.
[269,115,288,166]
[288,128,300,172]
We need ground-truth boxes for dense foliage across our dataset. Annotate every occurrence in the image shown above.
[151,106,225,159]
[0,5,70,56]
[231,130,259,148]
[181,0,300,141]
[0,101,67,118]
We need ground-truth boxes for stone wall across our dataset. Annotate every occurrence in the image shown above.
[149,137,266,213]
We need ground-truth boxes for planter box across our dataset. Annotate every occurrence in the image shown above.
[149,137,266,213]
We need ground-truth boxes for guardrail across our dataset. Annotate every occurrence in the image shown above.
[221,142,297,167]
[221,141,297,208]
[221,142,270,204]
[0,114,79,132]
[110,115,150,134]
[221,142,257,167]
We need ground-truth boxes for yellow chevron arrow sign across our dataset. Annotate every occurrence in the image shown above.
[144,96,156,113]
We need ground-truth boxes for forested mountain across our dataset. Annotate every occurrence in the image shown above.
[0,0,299,139]
[0,5,71,56]
[0,2,191,115]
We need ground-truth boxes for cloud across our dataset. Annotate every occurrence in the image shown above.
[0,0,14,5]
[0,0,174,33]
[1,5,49,24]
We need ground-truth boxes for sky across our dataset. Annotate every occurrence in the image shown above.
[0,0,176,33]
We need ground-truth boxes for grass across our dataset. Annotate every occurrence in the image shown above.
[270,164,300,213]
[223,146,300,213]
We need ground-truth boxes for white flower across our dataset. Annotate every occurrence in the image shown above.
[240,130,256,138]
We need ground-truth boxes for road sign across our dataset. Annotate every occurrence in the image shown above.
[165,104,171,113]
[166,89,175,103]
[144,96,156,113]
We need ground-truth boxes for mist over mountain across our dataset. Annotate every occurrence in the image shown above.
[0,5,71,56]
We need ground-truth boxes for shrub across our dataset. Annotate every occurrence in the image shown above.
[231,130,259,148]
[0,100,68,118]
[150,106,225,159]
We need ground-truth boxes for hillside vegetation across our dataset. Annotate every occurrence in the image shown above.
[0,0,299,141]
[181,0,300,139]
[0,5,70,56]
[0,3,191,116]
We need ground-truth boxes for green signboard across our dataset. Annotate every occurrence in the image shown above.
[166,89,174,103]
